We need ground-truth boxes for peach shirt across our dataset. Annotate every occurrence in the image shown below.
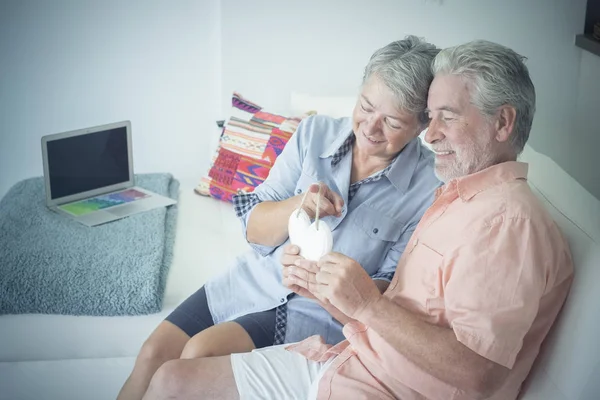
[288,161,574,399]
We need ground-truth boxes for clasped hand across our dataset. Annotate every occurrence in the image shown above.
[281,245,381,319]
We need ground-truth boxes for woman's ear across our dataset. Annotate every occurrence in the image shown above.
[495,105,517,143]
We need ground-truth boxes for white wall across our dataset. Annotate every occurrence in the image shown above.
[1,0,598,200]
[571,50,600,200]
[220,0,597,198]
[0,0,221,197]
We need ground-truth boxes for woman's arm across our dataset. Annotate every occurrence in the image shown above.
[248,183,344,247]
[246,196,303,247]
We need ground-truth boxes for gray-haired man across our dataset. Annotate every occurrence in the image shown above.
[142,40,573,400]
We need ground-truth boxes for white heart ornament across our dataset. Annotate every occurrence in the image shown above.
[288,208,333,261]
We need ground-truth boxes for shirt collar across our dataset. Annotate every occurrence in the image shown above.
[320,119,354,159]
[330,135,355,168]
[320,120,423,195]
[446,161,529,201]
[385,138,422,194]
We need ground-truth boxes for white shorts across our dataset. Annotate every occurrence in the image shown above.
[230,344,334,400]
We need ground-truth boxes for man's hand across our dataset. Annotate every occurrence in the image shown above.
[308,252,382,319]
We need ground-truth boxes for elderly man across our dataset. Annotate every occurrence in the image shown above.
[143,40,573,400]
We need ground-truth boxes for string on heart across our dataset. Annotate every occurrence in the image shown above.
[296,183,324,231]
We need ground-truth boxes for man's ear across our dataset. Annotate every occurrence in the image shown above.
[494,105,517,143]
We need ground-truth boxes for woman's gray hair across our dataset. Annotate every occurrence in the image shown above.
[432,40,536,154]
[363,35,440,127]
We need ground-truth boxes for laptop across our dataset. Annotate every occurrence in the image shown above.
[41,120,177,227]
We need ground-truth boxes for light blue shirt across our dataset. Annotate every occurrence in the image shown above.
[205,115,440,344]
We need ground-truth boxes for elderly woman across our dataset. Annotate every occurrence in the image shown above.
[118,35,441,400]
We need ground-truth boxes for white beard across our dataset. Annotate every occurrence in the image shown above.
[434,138,496,182]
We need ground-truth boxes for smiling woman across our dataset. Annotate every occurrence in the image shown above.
[119,35,443,400]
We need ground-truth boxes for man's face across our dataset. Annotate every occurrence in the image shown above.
[425,74,498,182]
[352,74,421,161]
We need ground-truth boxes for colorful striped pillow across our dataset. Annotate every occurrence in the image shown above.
[195,93,311,202]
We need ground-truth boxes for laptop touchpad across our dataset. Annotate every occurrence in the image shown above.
[108,203,146,217]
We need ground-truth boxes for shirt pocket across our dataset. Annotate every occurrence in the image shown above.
[350,204,403,242]
[343,204,404,275]
[407,241,444,314]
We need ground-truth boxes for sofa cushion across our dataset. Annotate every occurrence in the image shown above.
[195,93,310,202]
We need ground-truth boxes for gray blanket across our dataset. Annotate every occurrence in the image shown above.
[0,174,179,316]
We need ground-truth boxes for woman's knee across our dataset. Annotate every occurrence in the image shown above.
[180,322,255,359]
[137,322,190,365]
[137,337,169,364]
[180,331,216,359]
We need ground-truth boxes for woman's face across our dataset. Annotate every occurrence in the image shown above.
[352,74,421,161]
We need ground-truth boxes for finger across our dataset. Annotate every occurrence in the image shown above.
[317,263,337,276]
[282,250,304,264]
[290,268,317,285]
[323,186,344,215]
[313,196,337,217]
[281,254,301,268]
[283,244,300,255]
[333,196,344,215]
[288,265,309,282]
[317,252,345,266]
[308,183,338,217]
[315,270,333,285]
[290,274,309,290]
[282,276,294,288]
[285,282,302,294]
[309,183,319,192]
[294,259,320,274]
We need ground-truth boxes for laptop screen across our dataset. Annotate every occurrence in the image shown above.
[47,127,130,200]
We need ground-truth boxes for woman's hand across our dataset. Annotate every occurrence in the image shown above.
[281,244,318,300]
[300,183,344,219]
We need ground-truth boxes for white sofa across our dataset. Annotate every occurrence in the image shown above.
[1,107,598,399]
[0,186,252,400]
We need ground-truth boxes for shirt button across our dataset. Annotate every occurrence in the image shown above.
[277,323,285,329]
[296,189,302,194]
[373,228,378,234]
[280,298,285,303]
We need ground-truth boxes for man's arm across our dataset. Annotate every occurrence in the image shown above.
[299,253,514,399]
[313,227,402,324]
[355,295,510,399]
[316,279,389,326]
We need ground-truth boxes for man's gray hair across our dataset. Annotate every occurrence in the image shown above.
[363,35,440,127]
[432,40,536,154]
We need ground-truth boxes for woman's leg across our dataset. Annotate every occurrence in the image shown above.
[180,321,255,359]
[117,321,189,400]
[180,308,277,358]
[117,286,216,400]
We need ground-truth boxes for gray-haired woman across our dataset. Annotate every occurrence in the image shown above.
[118,35,441,400]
